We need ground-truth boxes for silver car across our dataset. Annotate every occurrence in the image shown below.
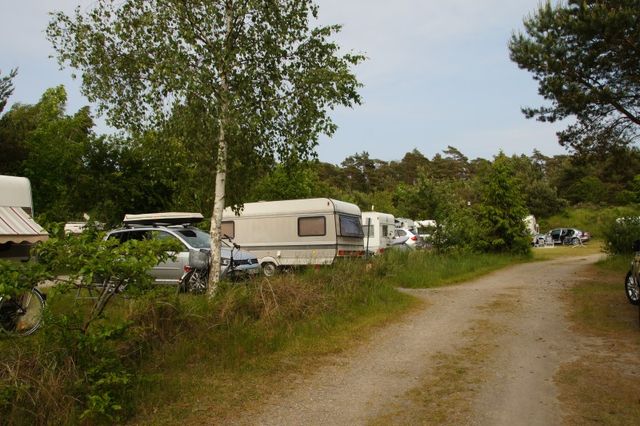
[105,225,260,284]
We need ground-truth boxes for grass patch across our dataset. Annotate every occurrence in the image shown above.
[531,239,604,261]
[376,250,525,289]
[556,254,640,425]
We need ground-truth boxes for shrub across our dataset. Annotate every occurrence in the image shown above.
[602,216,640,254]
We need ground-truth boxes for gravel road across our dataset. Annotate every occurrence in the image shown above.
[232,254,601,425]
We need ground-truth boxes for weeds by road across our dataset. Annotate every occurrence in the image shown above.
[556,256,640,425]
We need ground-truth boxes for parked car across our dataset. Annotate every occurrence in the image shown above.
[625,240,640,305]
[547,228,591,245]
[393,228,421,249]
[105,213,260,285]
[531,233,548,247]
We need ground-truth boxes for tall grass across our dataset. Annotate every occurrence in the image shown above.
[1,250,525,424]
[373,249,526,289]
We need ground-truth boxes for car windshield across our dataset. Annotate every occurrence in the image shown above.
[175,228,210,249]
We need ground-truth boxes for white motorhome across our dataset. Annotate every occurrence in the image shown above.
[0,175,48,260]
[362,211,395,254]
[222,198,365,276]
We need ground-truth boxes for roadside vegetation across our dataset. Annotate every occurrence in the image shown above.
[0,242,524,424]
[556,255,640,425]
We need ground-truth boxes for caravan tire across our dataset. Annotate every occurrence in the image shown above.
[262,262,277,277]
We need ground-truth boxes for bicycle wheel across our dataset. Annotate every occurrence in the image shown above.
[0,288,45,336]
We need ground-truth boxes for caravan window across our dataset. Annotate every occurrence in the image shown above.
[298,216,326,236]
[221,221,235,239]
[339,215,364,238]
[362,224,375,238]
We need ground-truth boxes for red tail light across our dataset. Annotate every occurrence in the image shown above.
[411,236,417,241]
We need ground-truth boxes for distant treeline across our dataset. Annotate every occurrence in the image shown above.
[2,86,640,227]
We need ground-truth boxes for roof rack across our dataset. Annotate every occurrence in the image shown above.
[122,212,204,226]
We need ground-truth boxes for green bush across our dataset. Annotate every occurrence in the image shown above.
[602,216,640,254]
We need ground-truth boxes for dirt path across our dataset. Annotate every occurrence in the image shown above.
[232,255,602,425]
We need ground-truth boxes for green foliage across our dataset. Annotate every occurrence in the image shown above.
[0,68,17,114]
[250,162,325,202]
[540,204,640,237]
[475,154,531,254]
[0,260,47,298]
[509,0,640,153]
[602,216,640,255]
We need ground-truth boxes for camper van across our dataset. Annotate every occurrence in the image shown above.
[222,198,365,276]
[362,211,395,254]
[0,175,48,260]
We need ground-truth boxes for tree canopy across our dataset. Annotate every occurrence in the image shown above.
[48,0,363,287]
[0,68,17,114]
[509,0,640,154]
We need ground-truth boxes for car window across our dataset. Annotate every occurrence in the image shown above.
[396,229,406,237]
[108,230,148,243]
[150,230,187,250]
[174,228,211,249]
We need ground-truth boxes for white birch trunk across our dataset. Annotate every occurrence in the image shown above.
[207,0,234,296]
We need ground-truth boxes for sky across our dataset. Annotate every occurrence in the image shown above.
[0,0,568,165]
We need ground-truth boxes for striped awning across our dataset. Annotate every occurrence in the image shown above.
[0,206,48,244]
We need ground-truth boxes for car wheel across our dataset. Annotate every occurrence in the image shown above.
[625,271,640,305]
[181,270,208,294]
[571,237,580,245]
[262,262,277,277]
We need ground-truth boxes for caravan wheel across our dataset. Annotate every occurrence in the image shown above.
[262,262,277,277]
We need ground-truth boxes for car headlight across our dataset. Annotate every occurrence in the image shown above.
[221,258,231,266]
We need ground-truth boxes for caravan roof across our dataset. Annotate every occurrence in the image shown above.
[0,175,33,210]
[225,198,361,217]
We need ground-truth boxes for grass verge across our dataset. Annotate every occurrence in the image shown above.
[1,250,526,424]
[531,239,604,261]
[376,250,526,289]
[555,254,640,425]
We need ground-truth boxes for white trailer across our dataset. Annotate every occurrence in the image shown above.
[0,175,48,260]
[222,198,364,276]
[362,211,395,254]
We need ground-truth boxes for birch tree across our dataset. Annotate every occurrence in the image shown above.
[47,0,363,294]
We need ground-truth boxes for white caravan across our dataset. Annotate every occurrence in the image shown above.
[0,175,48,260]
[362,211,395,254]
[222,198,364,276]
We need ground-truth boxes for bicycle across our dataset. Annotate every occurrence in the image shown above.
[0,287,46,336]
[179,234,245,293]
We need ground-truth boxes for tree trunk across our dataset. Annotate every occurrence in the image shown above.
[207,0,233,296]
[207,117,227,295]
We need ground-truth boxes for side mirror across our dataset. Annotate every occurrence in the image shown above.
[633,240,640,252]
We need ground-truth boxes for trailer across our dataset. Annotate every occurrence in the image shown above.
[0,175,48,260]
[362,211,395,254]
[222,198,364,276]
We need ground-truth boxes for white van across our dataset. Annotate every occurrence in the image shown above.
[222,198,365,276]
[0,175,48,260]
[362,211,395,254]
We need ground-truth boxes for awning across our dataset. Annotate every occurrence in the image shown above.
[0,206,49,244]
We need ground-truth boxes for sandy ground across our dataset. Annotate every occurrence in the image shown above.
[231,255,602,425]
